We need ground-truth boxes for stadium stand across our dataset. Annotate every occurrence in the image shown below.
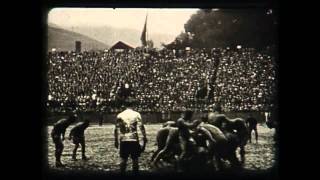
[47,47,276,113]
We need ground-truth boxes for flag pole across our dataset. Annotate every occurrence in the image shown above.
[146,12,148,49]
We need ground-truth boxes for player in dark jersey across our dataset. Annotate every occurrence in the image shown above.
[69,119,90,161]
[176,110,201,164]
[51,112,77,167]
[207,104,248,164]
[246,115,258,143]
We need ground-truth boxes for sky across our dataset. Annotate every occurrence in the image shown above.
[48,8,199,36]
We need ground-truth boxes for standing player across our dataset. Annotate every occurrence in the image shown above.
[246,115,258,143]
[69,119,90,161]
[114,100,147,174]
[51,112,77,167]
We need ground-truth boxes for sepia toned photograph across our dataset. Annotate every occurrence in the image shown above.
[46,7,278,176]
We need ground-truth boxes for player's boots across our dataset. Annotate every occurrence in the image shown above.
[56,161,65,168]
[82,155,88,161]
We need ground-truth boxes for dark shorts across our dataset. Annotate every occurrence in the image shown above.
[51,134,61,144]
[51,134,63,149]
[73,136,85,144]
[249,125,257,130]
[119,141,141,159]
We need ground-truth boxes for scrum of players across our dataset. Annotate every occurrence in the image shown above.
[50,102,261,174]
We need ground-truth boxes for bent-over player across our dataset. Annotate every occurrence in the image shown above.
[69,119,90,160]
[51,112,77,167]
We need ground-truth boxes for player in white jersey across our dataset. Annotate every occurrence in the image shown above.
[114,100,147,174]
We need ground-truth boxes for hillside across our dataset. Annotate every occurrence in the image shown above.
[62,25,176,49]
[47,26,109,52]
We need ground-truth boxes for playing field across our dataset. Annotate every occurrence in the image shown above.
[46,124,276,172]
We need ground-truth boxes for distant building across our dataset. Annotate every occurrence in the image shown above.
[109,41,134,51]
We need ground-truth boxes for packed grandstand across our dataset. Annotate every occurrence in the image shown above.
[47,46,277,113]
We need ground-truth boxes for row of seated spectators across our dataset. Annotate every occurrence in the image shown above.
[47,46,277,113]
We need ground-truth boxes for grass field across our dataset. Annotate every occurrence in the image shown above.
[47,124,276,172]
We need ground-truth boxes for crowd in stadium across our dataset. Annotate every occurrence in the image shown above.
[47,47,276,113]
[214,47,277,111]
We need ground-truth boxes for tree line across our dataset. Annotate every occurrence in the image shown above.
[164,9,278,49]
